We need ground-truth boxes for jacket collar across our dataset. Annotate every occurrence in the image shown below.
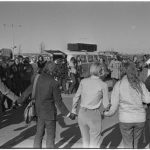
[41,72,54,79]
[90,75,100,79]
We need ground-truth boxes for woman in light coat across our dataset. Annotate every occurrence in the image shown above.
[104,62,150,148]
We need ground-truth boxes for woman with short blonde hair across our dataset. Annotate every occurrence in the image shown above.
[90,62,101,76]
[71,62,110,148]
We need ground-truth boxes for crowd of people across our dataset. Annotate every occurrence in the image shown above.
[70,56,150,148]
[0,52,150,148]
[0,55,46,112]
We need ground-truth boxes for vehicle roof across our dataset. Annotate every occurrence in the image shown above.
[62,50,99,55]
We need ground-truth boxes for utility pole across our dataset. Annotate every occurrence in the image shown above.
[40,41,45,54]
[18,44,22,55]
[3,24,22,55]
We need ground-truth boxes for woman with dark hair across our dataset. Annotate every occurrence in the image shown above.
[68,57,77,94]
[37,55,46,74]
[104,62,150,148]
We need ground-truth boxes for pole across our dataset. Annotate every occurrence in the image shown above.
[3,24,22,57]
[12,24,15,56]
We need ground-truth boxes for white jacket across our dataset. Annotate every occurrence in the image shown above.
[108,75,150,123]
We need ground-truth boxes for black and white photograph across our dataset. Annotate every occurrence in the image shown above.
[0,0,150,149]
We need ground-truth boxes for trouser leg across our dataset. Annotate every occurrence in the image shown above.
[148,120,150,148]
[45,120,56,148]
[89,109,102,148]
[34,117,45,148]
[133,122,145,148]
[119,122,133,148]
[78,109,90,148]
[0,93,5,113]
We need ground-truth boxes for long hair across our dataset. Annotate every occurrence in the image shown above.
[125,62,143,94]
[42,61,56,76]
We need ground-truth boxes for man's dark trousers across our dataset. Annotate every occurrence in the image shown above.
[34,117,56,148]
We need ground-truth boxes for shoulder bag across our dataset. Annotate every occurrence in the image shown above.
[24,74,40,124]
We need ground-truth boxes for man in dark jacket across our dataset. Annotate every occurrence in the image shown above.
[18,61,75,148]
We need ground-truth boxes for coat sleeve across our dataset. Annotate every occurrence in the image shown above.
[141,83,150,104]
[105,81,120,116]
[53,82,70,116]
[71,81,82,114]
[17,73,37,104]
[17,84,33,104]
[0,79,19,102]
[102,83,110,109]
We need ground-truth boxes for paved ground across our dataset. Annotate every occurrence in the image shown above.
[0,80,149,149]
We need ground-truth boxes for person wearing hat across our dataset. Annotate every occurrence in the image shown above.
[104,62,150,148]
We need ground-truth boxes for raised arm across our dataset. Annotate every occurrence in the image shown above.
[102,83,110,109]
[71,81,82,115]
[104,81,120,116]
[0,79,19,102]
[53,82,70,116]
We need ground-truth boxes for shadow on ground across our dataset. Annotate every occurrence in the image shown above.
[55,114,81,148]
[14,125,29,131]
[0,114,81,148]
[0,105,26,129]
[100,123,122,148]
[0,125,36,148]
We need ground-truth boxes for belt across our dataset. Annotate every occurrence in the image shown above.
[80,106,100,111]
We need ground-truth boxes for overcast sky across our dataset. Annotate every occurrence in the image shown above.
[0,2,150,54]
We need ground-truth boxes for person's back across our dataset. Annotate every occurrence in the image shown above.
[33,61,70,149]
[118,76,146,123]
[35,73,57,120]
[71,62,110,148]
[80,76,108,109]
[104,62,150,148]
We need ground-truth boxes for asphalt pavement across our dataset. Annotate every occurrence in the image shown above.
[0,80,149,148]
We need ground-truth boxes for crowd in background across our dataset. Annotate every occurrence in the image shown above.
[0,53,150,113]
[0,55,46,112]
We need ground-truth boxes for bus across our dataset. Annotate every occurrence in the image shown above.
[62,50,111,78]
[44,49,111,78]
